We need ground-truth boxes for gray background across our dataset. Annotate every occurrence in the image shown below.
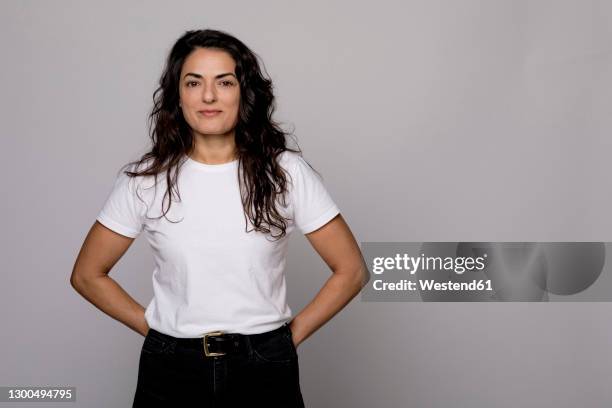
[1,0,611,407]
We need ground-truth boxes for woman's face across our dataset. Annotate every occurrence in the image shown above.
[179,47,240,139]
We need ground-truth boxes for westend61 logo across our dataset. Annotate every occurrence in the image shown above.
[372,253,488,275]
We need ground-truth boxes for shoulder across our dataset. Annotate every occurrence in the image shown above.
[276,150,327,194]
[116,157,160,192]
[277,150,300,167]
[276,150,309,175]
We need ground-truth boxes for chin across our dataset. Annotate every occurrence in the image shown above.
[195,128,230,136]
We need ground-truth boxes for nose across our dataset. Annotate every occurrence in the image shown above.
[201,82,217,103]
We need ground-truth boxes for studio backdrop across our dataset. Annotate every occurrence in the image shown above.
[1,1,611,407]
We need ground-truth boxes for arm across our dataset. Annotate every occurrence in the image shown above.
[288,214,369,348]
[70,221,150,337]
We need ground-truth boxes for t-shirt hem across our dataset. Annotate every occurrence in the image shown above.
[147,318,293,337]
[96,213,141,238]
[299,204,340,234]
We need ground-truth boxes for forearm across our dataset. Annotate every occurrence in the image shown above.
[289,269,365,347]
[71,275,149,337]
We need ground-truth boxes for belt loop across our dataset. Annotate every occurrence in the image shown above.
[244,333,254,359]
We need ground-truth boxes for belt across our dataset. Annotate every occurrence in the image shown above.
[147,322,290,357]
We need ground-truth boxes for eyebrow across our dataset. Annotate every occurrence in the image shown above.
[183,72,237,80]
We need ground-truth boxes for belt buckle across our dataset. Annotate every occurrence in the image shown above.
[203,331,226,357]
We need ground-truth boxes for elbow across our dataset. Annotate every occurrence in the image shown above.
[357,262,371,288]
[70,265,95,291]
[351,255,371,288]
[339,260,370,289]
[70,258,109,288]
[70,270,83,290]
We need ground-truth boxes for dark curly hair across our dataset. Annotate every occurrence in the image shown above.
[123,28,311,240]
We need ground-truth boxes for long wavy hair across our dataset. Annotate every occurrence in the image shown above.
[123,28,310,240]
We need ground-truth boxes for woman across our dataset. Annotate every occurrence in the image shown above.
[70,28,368,407]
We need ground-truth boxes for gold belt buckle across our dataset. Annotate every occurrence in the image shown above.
[203,331,226,357]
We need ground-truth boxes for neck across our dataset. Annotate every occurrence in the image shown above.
[189,131,237,164]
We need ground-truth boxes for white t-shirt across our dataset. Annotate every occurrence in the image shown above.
[96,151,340,337]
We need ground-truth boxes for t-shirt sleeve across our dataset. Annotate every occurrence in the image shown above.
[290,155,341,234]
[96,167,146,238]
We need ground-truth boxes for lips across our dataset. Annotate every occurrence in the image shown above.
[199,110,222,117]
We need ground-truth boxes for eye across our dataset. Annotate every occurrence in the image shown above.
[220,80,235,87]
[186,81,199,87]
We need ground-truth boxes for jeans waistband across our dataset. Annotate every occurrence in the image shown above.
[146,322,290,351]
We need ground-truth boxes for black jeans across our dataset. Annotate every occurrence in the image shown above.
[132,322,305,407]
